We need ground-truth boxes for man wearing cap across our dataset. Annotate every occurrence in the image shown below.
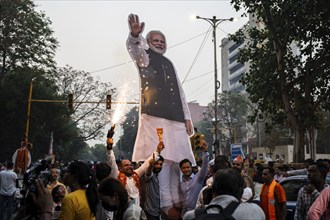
[232,155,255,202]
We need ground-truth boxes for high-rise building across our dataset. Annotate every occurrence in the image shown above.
[221,38,246,93]
[221,14,262,93]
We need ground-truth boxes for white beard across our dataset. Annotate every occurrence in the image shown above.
[149,44,166,54]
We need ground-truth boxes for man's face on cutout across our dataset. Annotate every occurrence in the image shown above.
[148,33,166,54]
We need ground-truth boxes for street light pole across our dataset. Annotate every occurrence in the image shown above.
[196,15,234,156]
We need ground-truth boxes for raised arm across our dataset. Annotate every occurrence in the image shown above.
[196,141,210,183]
[128,14,145,37]
[106,137,118,178]
[135,142,165,177]
[126,14,149,68]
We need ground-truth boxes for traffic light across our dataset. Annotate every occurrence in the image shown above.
[68,94,73,110]
[193,133,204,150]
[194,134,201,149]
[106,95,111,110]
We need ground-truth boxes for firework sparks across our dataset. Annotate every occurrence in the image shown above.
[111,74,138,125]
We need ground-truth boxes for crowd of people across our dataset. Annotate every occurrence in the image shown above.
[1,140,329,220]
[1,12,330,220]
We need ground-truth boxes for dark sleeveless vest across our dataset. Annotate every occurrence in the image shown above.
[138,49,185,123]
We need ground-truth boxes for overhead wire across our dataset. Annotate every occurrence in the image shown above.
[89,61,133,73]
[189,86,213,101]
[87,27,232,100]
[186,76,213,99]
[167,31,209,49]
[182,26,212,84]
[184,70,213,83]
[89,31,209,74]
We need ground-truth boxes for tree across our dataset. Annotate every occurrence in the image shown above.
[230,0,330,162]
[0,0,58,79]
[90,144,108,162]
[315,111,330,154]
[204,91,249,156]
[0,67,78,161]
[218,91,249,144]
[55,65,116,141]
[0,1,117,162]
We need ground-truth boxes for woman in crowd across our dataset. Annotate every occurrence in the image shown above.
[98,177,146,220]
[58,161,98,220]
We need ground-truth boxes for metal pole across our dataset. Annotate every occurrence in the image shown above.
[196,15,234,156]
[212,17,219,156]
[25,80,33,144]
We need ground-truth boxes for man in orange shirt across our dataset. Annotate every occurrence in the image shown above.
[259,167,287,220]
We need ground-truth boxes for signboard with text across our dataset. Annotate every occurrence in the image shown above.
[230,144,245,161]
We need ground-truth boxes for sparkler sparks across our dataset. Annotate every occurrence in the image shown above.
[111,74,138,125]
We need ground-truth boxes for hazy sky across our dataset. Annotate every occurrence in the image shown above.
[34,0,248,144]
[35,0,247,106]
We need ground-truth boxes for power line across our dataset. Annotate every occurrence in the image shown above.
[186,75,213,99]
[167,31,208,49]
[184,70,213,83]
[181,26,233,85]
[89,61,133,73]
[89,31,208,74]
[182,27,212,84]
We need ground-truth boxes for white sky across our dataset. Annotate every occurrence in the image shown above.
[35,0,247,106]
[34,0,248,145]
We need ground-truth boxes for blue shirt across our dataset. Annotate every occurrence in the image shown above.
[180,152,209,216]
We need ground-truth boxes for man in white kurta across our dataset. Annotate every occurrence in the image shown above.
[126,13,196,219]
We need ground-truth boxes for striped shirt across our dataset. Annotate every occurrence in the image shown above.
[294,184,329,220]
[180,152,209,216]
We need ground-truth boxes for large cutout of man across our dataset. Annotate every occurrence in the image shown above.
[126,14,196,219]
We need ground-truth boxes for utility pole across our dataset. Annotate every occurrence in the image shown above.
[196,15,235,156]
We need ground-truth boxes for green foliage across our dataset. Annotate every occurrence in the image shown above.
[0,1,117,163]
[90,144,108,162]
[0,0,58,78]
[204,91,249,143]
[0,68,69,161]
[76,145,96,162]
[229,0,330,161]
